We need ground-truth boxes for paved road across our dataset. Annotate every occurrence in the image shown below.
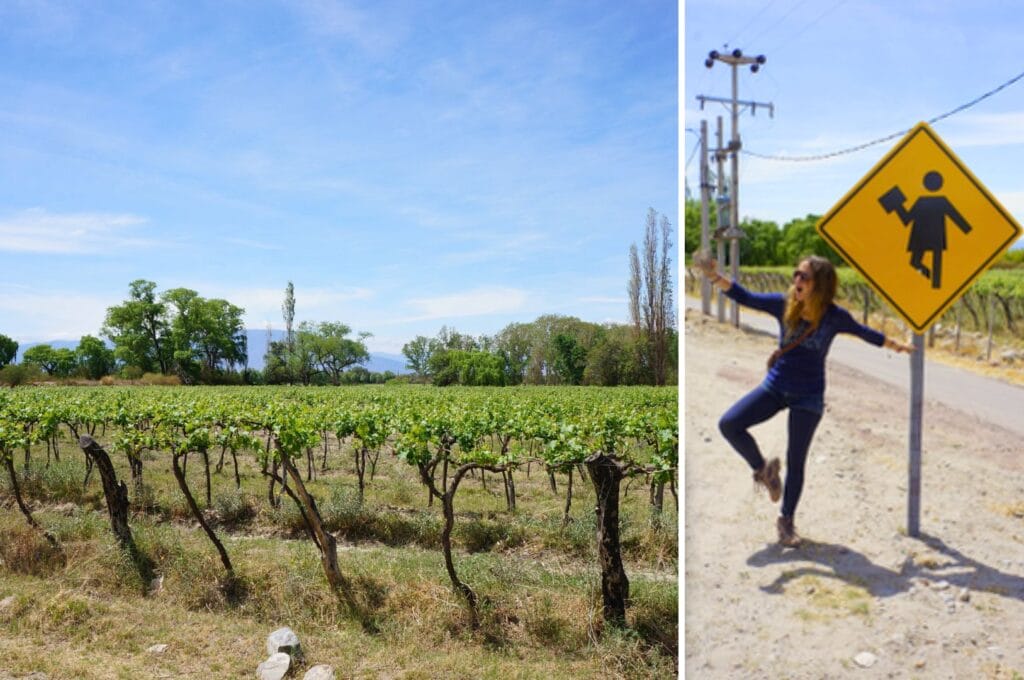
[686,297,1024,437]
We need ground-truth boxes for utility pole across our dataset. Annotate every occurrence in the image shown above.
[699,120,712,315]
[714,117,728,323]
[698,48,773,327]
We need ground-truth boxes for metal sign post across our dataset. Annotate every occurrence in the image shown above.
[907,333,925,537]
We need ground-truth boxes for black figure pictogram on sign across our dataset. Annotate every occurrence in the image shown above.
[878,171,973,289]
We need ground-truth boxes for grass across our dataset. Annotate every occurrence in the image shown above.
[0,430,678,678]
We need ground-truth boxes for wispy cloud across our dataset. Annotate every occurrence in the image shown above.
[0,285,113,342]
[0,208,159,254]
[222,237,282,251]
[942,112,1024,148]
[402,286,528,322]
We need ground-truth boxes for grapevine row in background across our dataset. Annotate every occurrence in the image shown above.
[0,385,677,629]
[686,266,1024,360]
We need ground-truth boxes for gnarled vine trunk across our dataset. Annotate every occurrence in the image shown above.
[586,452,630,627]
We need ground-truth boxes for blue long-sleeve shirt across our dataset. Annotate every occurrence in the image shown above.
[724,281,886,396]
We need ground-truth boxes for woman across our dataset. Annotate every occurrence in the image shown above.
[697,254,915,547]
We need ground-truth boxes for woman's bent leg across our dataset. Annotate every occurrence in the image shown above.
[718,386,785,471]
[780,407,823,518]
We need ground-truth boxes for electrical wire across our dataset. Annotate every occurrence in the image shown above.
[726,0,780,50]
[744,67,1024,162]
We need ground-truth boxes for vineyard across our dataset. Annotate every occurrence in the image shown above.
[0,385,678,678]
[686,266,1024,366]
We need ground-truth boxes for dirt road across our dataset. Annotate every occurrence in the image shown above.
[684,307,1024,678]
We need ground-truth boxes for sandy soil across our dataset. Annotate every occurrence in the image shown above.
[684,308,1024,679]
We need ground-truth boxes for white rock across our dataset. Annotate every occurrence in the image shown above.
[257,653,290,680]
[853,651,877,668]
[958,588,971,602]
[303,666,336,680]
[266,627,302,658]
[931,580,950,591]
[147,644,169,654]
[0,595,15,612]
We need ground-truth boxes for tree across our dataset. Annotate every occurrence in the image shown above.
[629,208,676,385]
[103,280,170,374]
[0,334,17,368]
[77,335,116,379]
[428,349,505,386]
[779,214,841,265]
[683,198,706,260]
[283,281,296,350]
[739,218,783,266]
[402,335,434,378]
[22,345,58,375]
[552,333,586,385]
[299,321,370,385]
[493,322,533,385]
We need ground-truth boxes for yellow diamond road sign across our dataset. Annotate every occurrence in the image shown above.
[816,121,1022,333]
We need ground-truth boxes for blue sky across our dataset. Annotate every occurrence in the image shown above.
[0,0,677,354]
[684,0,1024,235]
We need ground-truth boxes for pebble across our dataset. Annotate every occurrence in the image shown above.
[958,588,971,602]
[931,580,950,591]
[853,651,877,668]
[303,666,336,680]
[146,644,168,654]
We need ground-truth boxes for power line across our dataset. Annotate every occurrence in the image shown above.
[726,0,780,49]
[763,0,849,56]
[744,67,1024,162]
[744,0,812,49]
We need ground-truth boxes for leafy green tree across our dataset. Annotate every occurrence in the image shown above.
[683,198,707,259]
[22,345,57,374]
[552,333,586,385]
[739,218,783,265]
[77,335,116,379]
[103,279,170,374]
[0,334,17,368]
[428,349,505,386]
[492,322,533,385]
[299,321,370,385]
[779,214,841,265]
[22,345,76,377]
[401,335,434,377]
[160,289,247,382]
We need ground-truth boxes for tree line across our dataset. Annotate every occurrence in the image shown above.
[683,198,841,266]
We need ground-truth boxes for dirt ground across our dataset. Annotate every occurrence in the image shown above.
[684,308,1024,679]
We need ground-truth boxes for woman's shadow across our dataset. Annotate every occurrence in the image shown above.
[747,532,1024,601]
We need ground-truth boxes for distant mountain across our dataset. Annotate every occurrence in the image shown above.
[15,331,411,375]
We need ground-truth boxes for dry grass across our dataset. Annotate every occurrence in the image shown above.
[0,431,677,678]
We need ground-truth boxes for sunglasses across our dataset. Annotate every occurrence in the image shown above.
[792,269,811,282]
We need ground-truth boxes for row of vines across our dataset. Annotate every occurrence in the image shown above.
[687,266,1024,358]
[0,385,677,629]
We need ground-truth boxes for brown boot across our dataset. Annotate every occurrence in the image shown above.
[753,457,782,503]
[777,515,802,548]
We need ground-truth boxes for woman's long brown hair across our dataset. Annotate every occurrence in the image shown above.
[783,255,837,339]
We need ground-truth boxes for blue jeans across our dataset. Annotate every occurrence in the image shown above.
[718,384,823,518]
